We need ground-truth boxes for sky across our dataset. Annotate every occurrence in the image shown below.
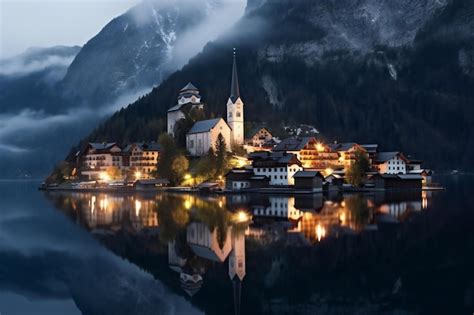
[0,0,140,58]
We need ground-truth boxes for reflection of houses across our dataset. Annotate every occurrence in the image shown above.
[186,222,232,262]
[83,194,124,229]
[130,198,159,231]
[229,230,246,281]
[168,240,187,273]
[252,196,303,220]
[180,273,204,297]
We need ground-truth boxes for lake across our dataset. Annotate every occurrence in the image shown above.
[0,175,473,315]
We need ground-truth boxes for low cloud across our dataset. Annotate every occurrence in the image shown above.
[0,87,151,155]
[171,0,246,69]
[0,55,75,77]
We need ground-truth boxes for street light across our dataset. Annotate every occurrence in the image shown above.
[135,171,142,180]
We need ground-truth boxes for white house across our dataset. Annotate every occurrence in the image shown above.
[375,152,409,174]
[167,83,204,136]
[186,222,232,262]
[186,118,231,156]
[251,152,303,186]
[82,143,123,179]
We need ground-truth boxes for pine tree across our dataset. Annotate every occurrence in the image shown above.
[215,133,227,175]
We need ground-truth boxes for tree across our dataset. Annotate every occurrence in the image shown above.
[171,154,189,185]
[156,133,178,180]
[195,148,217,180]
[215,133,227,175]
[345,148,370,187]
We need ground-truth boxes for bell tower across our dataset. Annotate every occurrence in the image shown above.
[226,49,244,146]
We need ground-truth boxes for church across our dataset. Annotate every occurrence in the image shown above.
[167,50,245,156]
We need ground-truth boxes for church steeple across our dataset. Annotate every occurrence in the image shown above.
[226,48,244,146]
[230,49,240,103]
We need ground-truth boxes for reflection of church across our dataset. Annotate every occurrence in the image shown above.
[167,222,246,313]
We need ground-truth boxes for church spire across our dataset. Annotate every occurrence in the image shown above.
[230,48,240,103]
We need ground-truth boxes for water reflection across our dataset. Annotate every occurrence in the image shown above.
[45,188,466,314]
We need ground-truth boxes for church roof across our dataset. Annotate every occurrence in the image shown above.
[188,118,223,134]
[229,51,240,103]
[167,101,203,113]
[180,82,199,92]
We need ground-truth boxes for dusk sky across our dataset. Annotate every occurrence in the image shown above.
[0,0,139,58]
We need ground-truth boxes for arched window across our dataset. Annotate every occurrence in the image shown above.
[228,111,233,118]
[236,111,241,117]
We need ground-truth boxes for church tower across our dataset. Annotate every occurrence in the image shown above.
[227,49,244,146]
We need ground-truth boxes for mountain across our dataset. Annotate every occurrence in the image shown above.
[60,0,246,107]
[80,0,474,171]
[0,0,246,178]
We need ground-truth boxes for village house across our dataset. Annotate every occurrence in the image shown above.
[186,118,232,156]
[245,127,274,148]
[374,152,409,174]
[81,142,123,179]
[329,142,369,168]
[250,151,303,186]
[224,169,269,191]
[293,170,324,192]
[124,142,161,177]
[167,83,204,137]
[372,174,423,190]
[272,137,339,169]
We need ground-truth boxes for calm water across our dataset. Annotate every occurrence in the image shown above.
[0,176,473,315]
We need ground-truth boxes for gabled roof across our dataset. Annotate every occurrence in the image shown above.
[89,142,117,150]
[375,152,408,163]
[293,171,324,178]
[329,142,359,152]
[180,82,198,92]
[188,118,224,134]
[123,142,161,152]
[361,144,378,153]
[247,127,271,139]
[252,151,302,167]
[272,137,315,151]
